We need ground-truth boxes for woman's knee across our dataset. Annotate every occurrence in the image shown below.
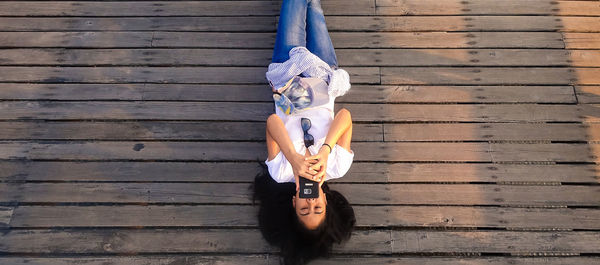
[337,108,352,121]
[267,113,281,124]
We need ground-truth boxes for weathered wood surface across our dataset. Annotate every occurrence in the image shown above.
[563,33,600,48]
[0,0,598,16]
[0,256,272,265]
[1,121,598,141]
[374,0,600,16]
[1,229,599,254]
[0,84,578,103]
[8,205,600,229]
[2,49,600,67]
[1,161,598,183]
[577,86,600,103]
[1,66,598,85]
[1,16,599,32]
[0,121,382,141]
[0,257,598,265]
[3,101,600,122]
[0,141,599,163]
[1,183,598,206]
[3,31,596,49]
[0,161,600,184]
[0,206,13,228]
[0,32,577,48]
[0,66,379,84]
[1,0,599,262]
[380,67,600,85]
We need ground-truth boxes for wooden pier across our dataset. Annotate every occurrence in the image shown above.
[0,0,599,264]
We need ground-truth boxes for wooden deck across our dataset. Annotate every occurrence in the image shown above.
[1,0,599,264]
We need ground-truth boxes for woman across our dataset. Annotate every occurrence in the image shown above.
[253,0,356,264]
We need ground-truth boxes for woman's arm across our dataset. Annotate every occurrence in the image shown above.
[306,108,353,185]
[266,114,318,181]
[324,108,353,153]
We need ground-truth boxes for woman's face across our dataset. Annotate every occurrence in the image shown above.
[292,186,327,230]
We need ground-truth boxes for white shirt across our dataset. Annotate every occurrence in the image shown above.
[265,53,355,183]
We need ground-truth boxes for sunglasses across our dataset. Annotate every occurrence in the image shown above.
[301,118,314,147]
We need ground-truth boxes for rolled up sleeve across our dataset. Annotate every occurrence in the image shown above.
[325,144,355,181]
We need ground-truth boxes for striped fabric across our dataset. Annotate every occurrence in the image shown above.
[266,46,351,99]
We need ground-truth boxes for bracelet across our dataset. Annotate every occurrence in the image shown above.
[322,143,332,154]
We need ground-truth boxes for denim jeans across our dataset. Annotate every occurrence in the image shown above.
[271,0,338,67]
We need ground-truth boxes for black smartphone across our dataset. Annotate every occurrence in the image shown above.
[299,177,319,199]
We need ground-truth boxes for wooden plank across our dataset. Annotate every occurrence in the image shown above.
[0,1,284,16]
[571,68,600,85]
[375,0,600,16]
[0,206,13,228]
[1,183,598,206]
[0,141,599,163]
[0,228,278,253]
[2,16,599,32]
[0,256,271,265]
[336,104,600,123]
[0,83,578,104]
[0,17,277,32]
[1,229,598,254]
[3,49,599,68]
[383,123,597,141]
[344,85,576,103]
[0,49,274,66]
[387,231,600,254]
[3,102,600,122]
[356,206,600,230]
[339,49,600,67]
[2,162,598,184]
[327,16,600,32]
[0,257,598,265]
[0,83,274,101]
[9,205,600,230]
[0,161,265,182]
[297,257,600,265]
[0,1,596,16]
[489,143,600,162]
[0,101,274,121]
[0,66,269,83]
[0,32,566,48]
[564,33,600,49]
[5,66,595,86]
[0,32,153,48]
[577,86,600,103]
[2,121,597,142]
[331,32,564,48]
[0,83,579,103]
[9,205,260,228]
[565,50,600,67]
[0,32,273,48]
[0,66,379,84]
[381,67,600,85]
[357,143,600,163]
[0,183,254,204]
[146,32,281,48]
[332,184,600,206]
[0,121,382,141]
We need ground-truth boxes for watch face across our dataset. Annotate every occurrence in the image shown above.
[299,177,319,199]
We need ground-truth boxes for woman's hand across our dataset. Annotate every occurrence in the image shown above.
[305,145,330,187]
[289,152,319,191]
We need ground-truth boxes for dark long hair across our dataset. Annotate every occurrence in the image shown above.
[252,161,356,265]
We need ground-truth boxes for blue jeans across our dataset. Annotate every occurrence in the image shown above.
[271,0,338,67]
